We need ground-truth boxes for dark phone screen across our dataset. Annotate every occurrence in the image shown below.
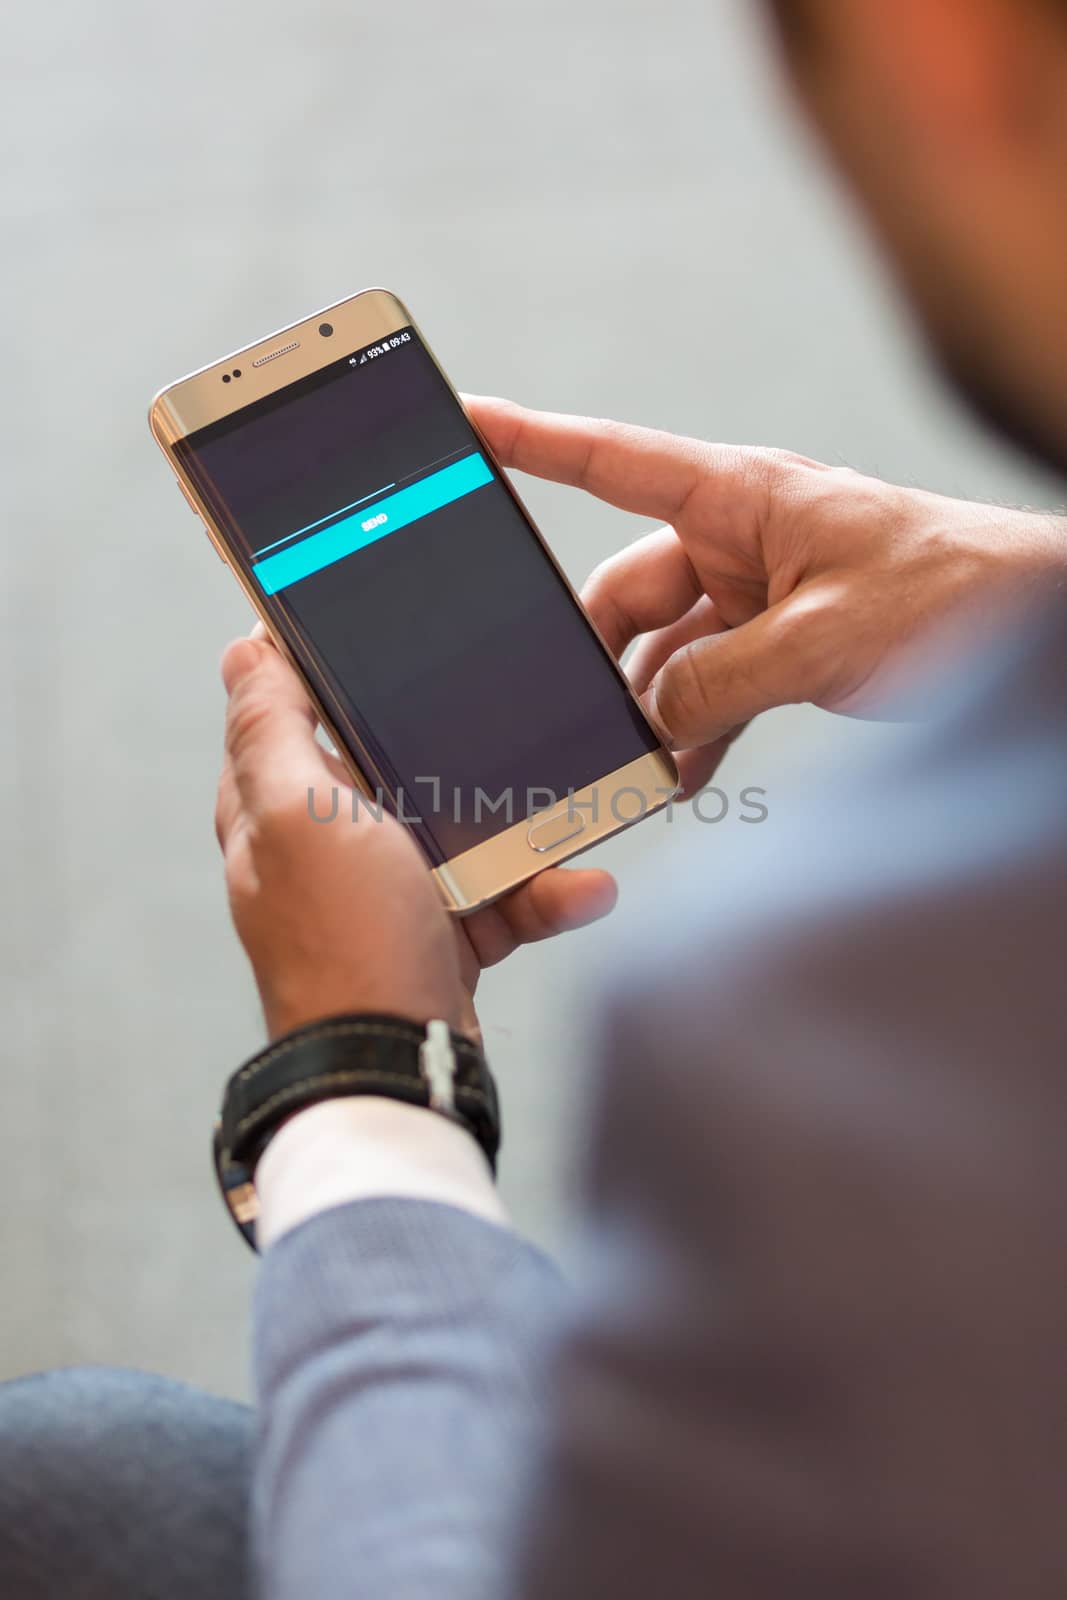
[176,327,658,864]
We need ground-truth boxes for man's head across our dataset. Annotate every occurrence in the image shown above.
[762,0,1067,473]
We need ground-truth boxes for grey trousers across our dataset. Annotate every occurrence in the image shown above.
[0,1367,251,1598]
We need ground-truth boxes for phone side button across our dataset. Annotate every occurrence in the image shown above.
[526,809,586,853]
[202,524,226,562]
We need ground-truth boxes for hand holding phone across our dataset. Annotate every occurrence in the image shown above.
[217,633,618,1041]
[151,289,677,914]
[464,396,1067,801]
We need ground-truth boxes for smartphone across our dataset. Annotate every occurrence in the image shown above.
[149,288,678,913]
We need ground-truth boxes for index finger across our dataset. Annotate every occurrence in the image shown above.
[464,395,716,524]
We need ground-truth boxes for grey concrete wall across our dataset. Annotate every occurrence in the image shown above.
[3,0,1061,1398]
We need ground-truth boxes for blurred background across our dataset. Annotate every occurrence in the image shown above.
[2,0,1062,1399]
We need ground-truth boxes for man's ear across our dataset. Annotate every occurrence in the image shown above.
[850,0,1056,157]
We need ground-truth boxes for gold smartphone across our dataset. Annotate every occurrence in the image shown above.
[149,288,678,913]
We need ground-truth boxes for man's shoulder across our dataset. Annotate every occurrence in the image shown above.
[593,600,1067,1086]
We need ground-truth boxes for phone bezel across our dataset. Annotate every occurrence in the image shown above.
[149,287,679,913]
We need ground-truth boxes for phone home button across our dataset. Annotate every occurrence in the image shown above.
[526,806,586,854]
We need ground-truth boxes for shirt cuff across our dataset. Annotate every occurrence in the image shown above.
[254,1095,509,1251]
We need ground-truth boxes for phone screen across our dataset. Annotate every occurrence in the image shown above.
[176,326,659,863]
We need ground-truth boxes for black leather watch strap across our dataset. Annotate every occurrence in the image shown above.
[214,1013,500,1251]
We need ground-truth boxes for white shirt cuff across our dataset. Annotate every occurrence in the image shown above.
[254,1095,509,1252]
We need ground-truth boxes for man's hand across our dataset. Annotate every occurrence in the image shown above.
[469,397,1066,794]
[215,637,616,1043]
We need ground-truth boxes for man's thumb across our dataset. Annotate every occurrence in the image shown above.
[222,636,327,816]
[642,605,811,751]
[221,636,261,695]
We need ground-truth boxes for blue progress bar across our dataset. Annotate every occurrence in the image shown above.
[254,452,493,595]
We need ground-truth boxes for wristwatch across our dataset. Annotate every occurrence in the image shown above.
[213,1013,501,1250]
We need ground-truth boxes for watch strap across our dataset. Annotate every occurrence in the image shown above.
[214,1013,500,1251]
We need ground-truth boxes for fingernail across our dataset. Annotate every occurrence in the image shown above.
[639,686,673,750]
[221,638,261,694]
